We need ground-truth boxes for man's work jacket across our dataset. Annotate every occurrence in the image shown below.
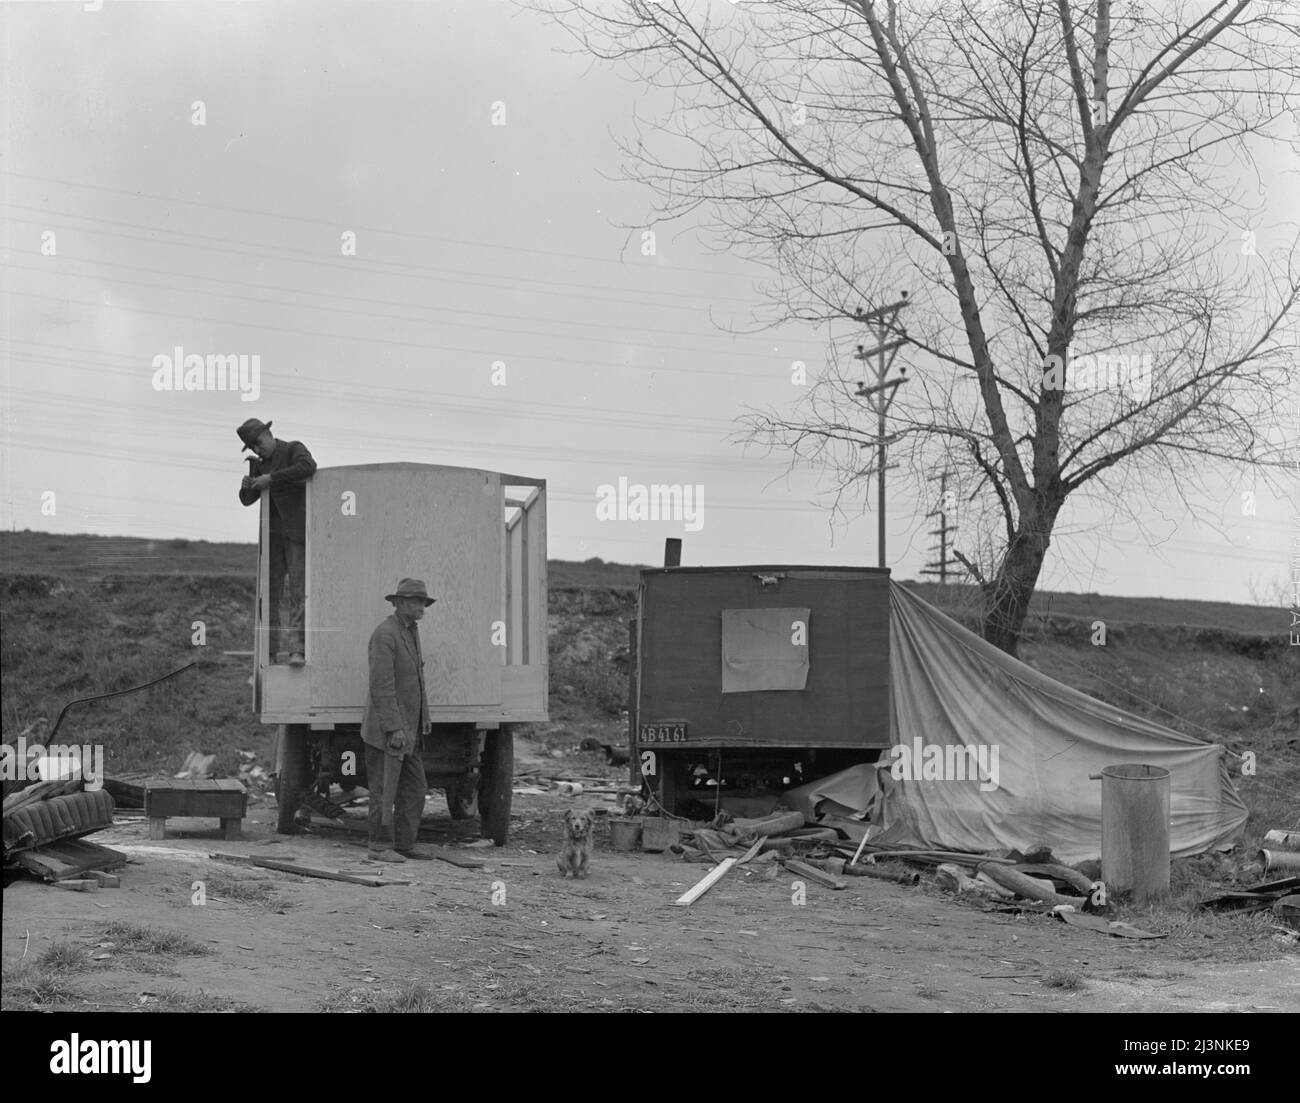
[238,439,317,541]
[360,614,430,756]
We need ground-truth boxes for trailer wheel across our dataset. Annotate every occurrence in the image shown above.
[275,724,312,835]
[478,728,514,846]
[445,778,479,820]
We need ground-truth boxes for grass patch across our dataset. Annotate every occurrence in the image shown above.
[144,988,260,1013]
[100,922,213,957]
[1,962,83,1010]
[318,981,459,1013]
[204,872,289,911]
[683,965,783,1012]
[39,939,92,973]
[1111,902,1289,962]
[1043,969,1085,990]
[1108,965,1184,981]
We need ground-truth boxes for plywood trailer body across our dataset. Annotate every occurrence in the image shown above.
[255,462,547,726]
[631,565,891,816]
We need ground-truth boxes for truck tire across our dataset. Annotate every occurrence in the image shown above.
[445,778,479,820]
[275,724,312,835]
[478,728,514,846]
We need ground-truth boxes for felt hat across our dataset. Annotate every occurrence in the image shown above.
[386,578,436,606]
[236,418,273,451]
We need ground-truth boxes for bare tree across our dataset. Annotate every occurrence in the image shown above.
[536,0,1300,654]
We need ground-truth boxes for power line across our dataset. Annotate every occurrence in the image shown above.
[0,248,803,348]
[1,349,744,436]
[0,289,807,383]
[0,171,785,282]
[0,203,771,310]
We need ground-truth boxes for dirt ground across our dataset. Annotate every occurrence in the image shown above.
[4,768,1298,1014]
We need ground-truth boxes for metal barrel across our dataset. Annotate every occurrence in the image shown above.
[1259,849,1300,874]
[1100,764,1170,902]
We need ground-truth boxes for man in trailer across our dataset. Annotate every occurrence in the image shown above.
[360,578,437,862]
[237,418,316,666]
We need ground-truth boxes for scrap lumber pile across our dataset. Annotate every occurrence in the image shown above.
[1196,827,1300,932]
[660,810,1140,925]
[3,778,116,856]
[665,810,864,903]
[3,775,125,887]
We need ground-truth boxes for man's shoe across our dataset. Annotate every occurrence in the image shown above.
[289,652,306,667]
[367,848,406,863]
[395,846,437,861]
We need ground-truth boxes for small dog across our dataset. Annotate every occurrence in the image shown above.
[557,808,594,879]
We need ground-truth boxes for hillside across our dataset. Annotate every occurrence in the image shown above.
[1,530,1285,636]
[1,532,1295,849]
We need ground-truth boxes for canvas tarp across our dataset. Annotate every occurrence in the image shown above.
[872,584,1247,863]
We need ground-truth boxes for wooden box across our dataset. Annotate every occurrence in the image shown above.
[144,779,248,840]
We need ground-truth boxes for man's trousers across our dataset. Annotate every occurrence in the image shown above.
[364,743,426,851]
[268,535,306,656]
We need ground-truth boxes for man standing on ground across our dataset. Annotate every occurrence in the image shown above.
[237,418,316,666]
[360,578,437,862]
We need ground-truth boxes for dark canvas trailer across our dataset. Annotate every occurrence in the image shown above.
[630,565,892,818]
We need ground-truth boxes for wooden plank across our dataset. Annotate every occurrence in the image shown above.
[782,858,847,890]
[429,847,485,869]
[673,858,737,905]
[529,486,547,680]
[208,853,411,887]
[503,491,513,665]
[84,870,122,888]
[101,778,145,808]
[10,839,128,882]
[52,879,99,893]
[146,790,246,818]
[519,499,530,665]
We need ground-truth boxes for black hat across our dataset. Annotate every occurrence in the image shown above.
[237,418,273,452]
[385,578,436,606]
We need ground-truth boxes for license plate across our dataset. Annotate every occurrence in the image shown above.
[639,722,687,744]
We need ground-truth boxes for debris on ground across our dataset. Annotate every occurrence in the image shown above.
[1053,908,1163,939]
[174,751,217,780]
[4,767,124,888]
[1197,875,1300,916]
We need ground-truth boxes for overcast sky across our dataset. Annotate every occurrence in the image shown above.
[1,0,1296,608]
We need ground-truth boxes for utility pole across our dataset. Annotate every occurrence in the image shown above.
[920,470,960,585]
[854,293,910,569]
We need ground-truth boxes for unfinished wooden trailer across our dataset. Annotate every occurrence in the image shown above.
[255,462,547,841]
[629,564,891,818]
